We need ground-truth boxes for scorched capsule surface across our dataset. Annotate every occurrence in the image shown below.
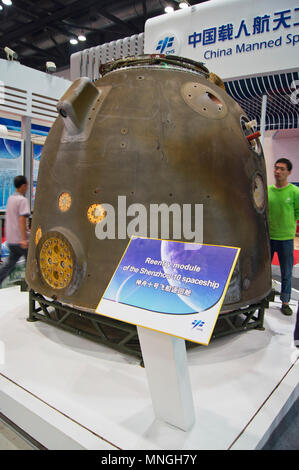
[26,55,272,312]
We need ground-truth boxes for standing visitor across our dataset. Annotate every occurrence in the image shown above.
[268,158,299,315]
[0,175,30,286]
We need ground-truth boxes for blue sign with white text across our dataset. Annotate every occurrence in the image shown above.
[102,237,239,315]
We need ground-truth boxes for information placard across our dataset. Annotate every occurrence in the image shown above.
[96,237,240,345]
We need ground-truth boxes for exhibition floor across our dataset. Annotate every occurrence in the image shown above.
[0,286,298,450]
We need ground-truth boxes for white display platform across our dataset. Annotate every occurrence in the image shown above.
[0,286,298,450]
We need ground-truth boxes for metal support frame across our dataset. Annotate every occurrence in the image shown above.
[211,299,270,340]
[28,290,143,362]
[27,290,272,362]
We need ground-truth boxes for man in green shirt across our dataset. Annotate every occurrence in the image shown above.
[268,158,299,315]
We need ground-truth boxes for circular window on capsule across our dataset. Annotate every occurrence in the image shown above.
[39,235,74,290]
[252,173,265,212]
[35,227,42,245]
[87,204,107,224]
[58,192,72,212]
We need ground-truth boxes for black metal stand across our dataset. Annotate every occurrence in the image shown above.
[27,289,273,363]
[28,290,142,361]
[211,300,269,339]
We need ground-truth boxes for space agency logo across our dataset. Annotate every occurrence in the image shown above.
[192,320,205,330]
[155,33,180,55]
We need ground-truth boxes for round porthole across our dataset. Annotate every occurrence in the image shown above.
[58,192,72,212]
[39,234,74,290]
[87,203,107,224]
[36,229,85,295]
[252,173,265,212]
[35,227,42,245]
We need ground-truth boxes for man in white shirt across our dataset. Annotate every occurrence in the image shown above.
[0,175,30,286]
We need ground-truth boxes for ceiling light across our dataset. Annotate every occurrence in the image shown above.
[70,38,78,45]
[0,6,3,10]
[78,34,86,41]
[2,0,13,5]
[179,1,190,8]
[165,5,174,13]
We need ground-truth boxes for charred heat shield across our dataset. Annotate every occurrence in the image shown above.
[26,55,272,313]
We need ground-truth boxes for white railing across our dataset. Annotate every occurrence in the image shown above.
[70,33,144,81]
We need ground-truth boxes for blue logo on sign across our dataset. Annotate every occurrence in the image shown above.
[192,320,205,329]
[156,36,175,54]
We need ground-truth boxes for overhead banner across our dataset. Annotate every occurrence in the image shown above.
[144,0,299,80]
[96,237,240,345]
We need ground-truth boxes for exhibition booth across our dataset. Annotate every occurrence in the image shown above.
[0,0,298,450]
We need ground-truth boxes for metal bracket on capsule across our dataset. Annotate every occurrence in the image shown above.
[246,131,261,141]
[57,77,111,143]
[246,131,262,155]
